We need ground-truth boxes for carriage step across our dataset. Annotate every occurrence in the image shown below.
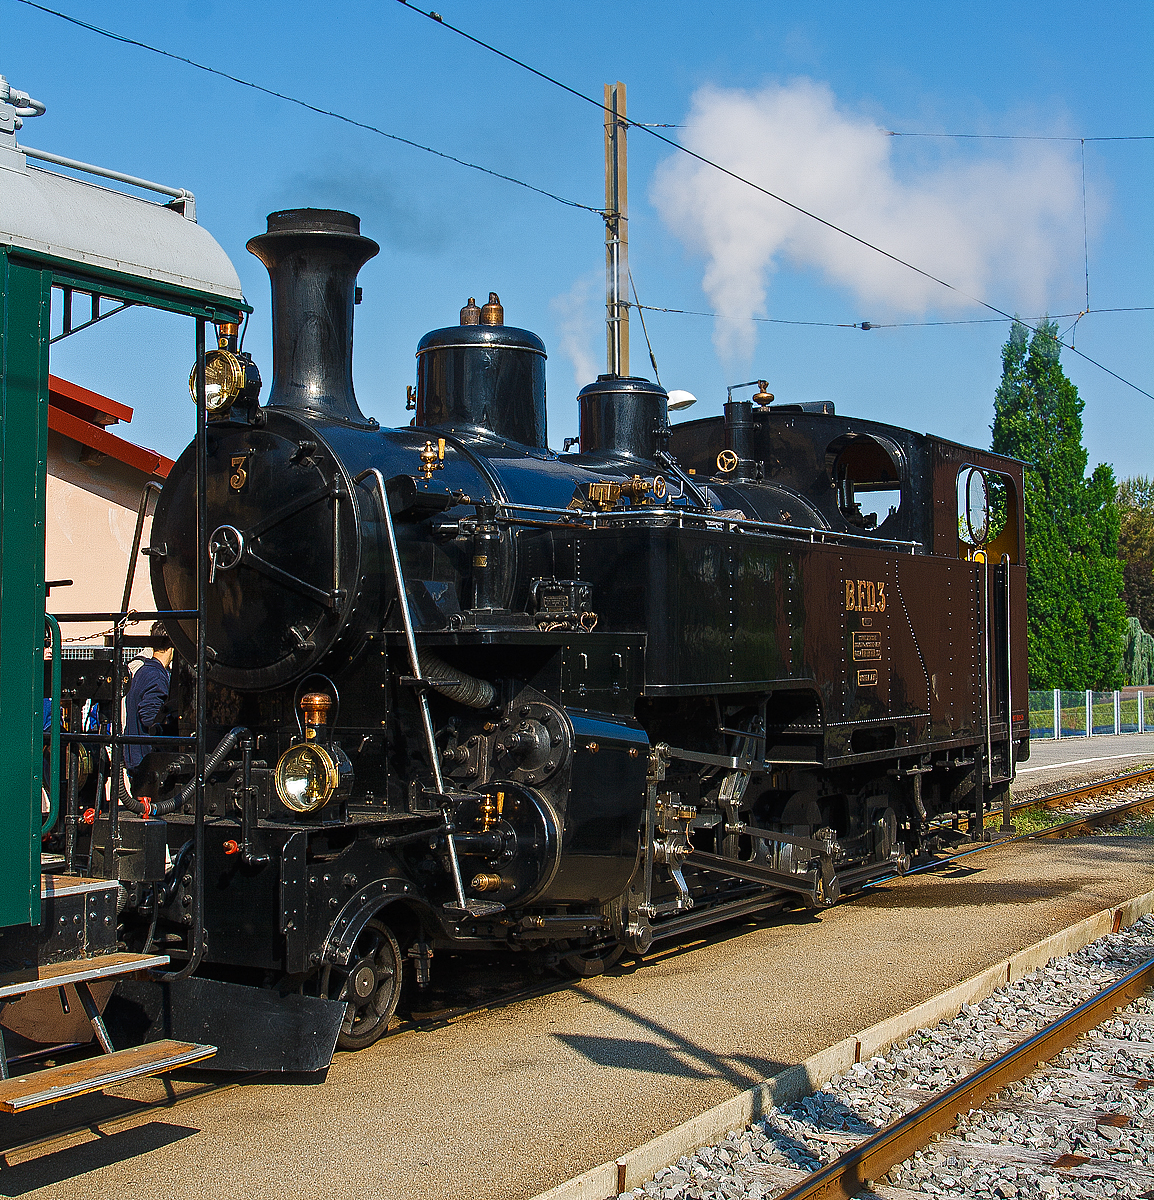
[0,952,170,1001]
[0,1040,215,1112]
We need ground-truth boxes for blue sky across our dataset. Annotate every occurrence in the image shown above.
[8,0,1152,477]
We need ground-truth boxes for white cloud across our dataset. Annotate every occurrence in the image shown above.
[550,271,602,392]
[651,79,1086,365]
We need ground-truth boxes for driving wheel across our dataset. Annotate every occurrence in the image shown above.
[323,918,403,1050]
[557,939,626,979]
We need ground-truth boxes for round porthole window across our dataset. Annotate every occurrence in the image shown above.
[964,467,989,544]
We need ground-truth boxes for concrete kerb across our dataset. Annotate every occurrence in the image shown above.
[529,888,1154,1200]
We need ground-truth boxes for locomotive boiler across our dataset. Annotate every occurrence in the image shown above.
[106,208,1029,1067]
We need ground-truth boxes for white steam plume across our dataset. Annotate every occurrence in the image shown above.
[550,272,602,391]
[651,80,1086,363]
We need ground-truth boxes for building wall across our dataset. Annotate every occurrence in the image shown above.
[45,431,160,643]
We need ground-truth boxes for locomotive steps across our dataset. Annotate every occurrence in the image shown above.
[531,887,1154,1200]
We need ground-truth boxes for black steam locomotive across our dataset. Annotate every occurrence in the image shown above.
[104,209,1029,1068]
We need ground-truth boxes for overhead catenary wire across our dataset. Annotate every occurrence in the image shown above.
[13,0,605,215]
[634,304,1154,331]
[884,131,1153,142]
[394,1,1154,401]
[627,270,662,386]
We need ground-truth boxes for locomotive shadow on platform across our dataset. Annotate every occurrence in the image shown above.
[762,1094,876,1167]
[551,943,809,1092]
[402,908,823,1030]
[0,1121,198,1195]
[553,1002,789,1094]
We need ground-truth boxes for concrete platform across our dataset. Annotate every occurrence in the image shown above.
[1018,730,1154,774]
[4,835,1153,1200]
[1013,733,1154,802]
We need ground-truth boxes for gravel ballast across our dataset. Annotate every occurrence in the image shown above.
[629,917,1154,1200]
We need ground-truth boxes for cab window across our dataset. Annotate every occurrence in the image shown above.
[827,434,903,531]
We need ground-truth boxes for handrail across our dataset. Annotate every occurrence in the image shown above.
[1003,553,1014,774]
[150,318,208,982]
[19,145,196,216]
[354,468,472,915]
[52,609,196,623]
[354,470,444,792]
[42,614,61,836]
[984,553,992,782]
[491,499,923,553]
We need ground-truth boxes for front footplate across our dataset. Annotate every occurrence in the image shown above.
[109,976,346,1072]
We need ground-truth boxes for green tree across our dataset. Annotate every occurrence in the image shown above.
[990,319,1126,688]
[1116,476,1154,632]
[1124,617,1154,686]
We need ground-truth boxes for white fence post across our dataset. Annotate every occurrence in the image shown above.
[1114,690,1121,735]
[1086,690,1093,737]
[1141,691,1146,734]
[1054,689,1060,739]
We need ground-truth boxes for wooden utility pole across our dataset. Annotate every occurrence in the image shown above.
[604,81,629,377]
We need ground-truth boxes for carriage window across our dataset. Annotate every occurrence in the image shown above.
[957,466,1019,562]
[827,434,903,531]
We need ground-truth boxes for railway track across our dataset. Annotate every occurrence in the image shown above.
[767,956,1154,1200]
[1021,765,1154,814]
[1030,792,1154,839]
[902,765,1154,879]
[623,915,1154,1200]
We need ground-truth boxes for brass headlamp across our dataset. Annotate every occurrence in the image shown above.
[274,742,340,813]
[188,325,262,416]
[273,689,351,815]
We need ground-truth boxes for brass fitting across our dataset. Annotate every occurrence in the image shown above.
[586,475,668,511]
[620,474,667,503]
[300,692,333,728]
[479,292,504,325]
[419,438,446,480]
[471,873,502,893]
[479,792,498,832]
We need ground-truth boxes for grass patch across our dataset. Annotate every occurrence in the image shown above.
[986,805,1070,834]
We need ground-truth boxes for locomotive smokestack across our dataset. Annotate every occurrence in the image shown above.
[247,209,379,427]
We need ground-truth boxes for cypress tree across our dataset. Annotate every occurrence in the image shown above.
[1116,475,1154,632]
[990,319,1126,688]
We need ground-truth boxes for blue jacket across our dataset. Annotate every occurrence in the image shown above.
[125,657,171,773]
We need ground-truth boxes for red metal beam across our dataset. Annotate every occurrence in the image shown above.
[48,374,134,427]
[46,404,172,478]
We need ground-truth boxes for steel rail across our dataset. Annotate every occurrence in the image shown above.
[865,765,1154,887]
[1030,793,1154,839]
[918,765,1154,838]
[771,955,1154,1200]
[1019,765,1154,813]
